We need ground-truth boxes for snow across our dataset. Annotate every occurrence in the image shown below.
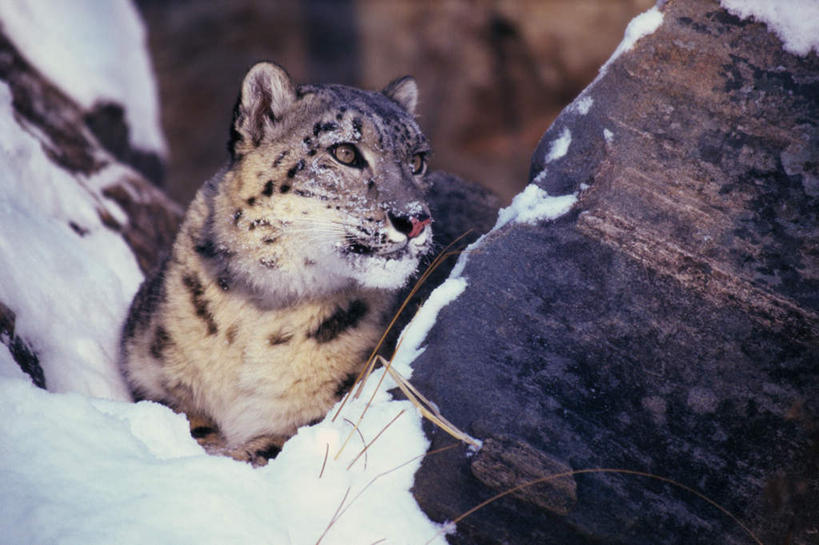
[494,184,577,230]
[599,6,664,76]
[0,0,166,154]
[0,375,446,545]
[0,345,28,382]
[390,277,468,377]
[604,128,615,143]
[532,170,549,185]
[721,0,819,56]
[0,82,142,399]
[570,96,594,115]
[544,127,572,164]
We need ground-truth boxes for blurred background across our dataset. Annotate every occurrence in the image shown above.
[136,0,653,205]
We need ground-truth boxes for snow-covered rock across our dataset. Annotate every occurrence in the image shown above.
[0,0,166,156]
[0,14,180,399]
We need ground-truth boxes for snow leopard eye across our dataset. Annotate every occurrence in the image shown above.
[330,143,367,168]
[411,152,426,176]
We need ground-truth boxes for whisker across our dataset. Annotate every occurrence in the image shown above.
[275,228,347,236]
[285,218,355,227]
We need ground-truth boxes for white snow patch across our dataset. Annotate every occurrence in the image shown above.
[0,345,29,382]
[495,184,577,230]
[0,82,142,399]
[599,6,664,76]
[0,0,166,154]
[448,234,485,281]
[0,376,448,545]
[604,128,615,143]
[720,0,819,55]
[570,95,594,115]
[390,277,468,377]
[545,127,572,163]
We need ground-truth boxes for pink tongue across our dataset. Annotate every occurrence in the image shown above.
[408,217,431,238]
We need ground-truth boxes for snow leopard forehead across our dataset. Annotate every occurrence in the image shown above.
[290,82,428,157]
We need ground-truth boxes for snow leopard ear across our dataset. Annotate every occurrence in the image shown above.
[382,76,418,115]
[229,62,296,159]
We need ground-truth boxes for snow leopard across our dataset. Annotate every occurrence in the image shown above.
[119,62,433,465]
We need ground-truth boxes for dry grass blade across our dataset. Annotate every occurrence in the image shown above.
[423,468,765,545]
[334,337,408,461]
[337,242,471,460]
[347,409,405,471]
[383,357,480,447]
[329,443,462,542]
[332,336,407,462]
[314,486,351,545]
[331,230,472,424]
[332,233,472,461]
[343,417,370,470]
[355,230,474,398]
[313,444,459,545]
[318,443,329,479]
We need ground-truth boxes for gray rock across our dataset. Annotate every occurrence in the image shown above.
[410,1,818,544]
[0,302,44,388]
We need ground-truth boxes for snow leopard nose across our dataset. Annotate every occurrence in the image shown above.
[387,211,431,239]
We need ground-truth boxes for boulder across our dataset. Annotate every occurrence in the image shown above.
[409,1,818,544]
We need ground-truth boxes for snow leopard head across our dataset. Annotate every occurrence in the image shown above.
[212,62,433,300]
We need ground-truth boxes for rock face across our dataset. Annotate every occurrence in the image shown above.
[410,1,818,544]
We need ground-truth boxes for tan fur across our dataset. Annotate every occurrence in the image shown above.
[120,63,432,464]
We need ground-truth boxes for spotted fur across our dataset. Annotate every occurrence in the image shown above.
[119,62,433,465]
